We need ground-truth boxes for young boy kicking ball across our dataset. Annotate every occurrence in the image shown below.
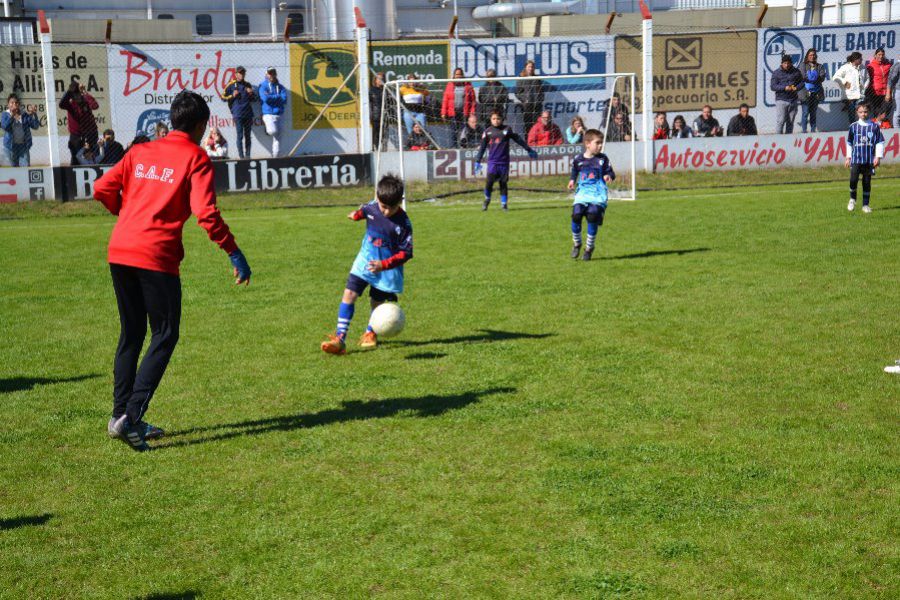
[568,129,615,260]
[321,174,413,354]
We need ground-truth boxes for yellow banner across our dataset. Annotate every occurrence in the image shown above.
[290,43,358,129]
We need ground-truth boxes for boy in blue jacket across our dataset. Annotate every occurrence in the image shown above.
[258,67,288,157]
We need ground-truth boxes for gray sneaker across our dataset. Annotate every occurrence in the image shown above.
[108,418,165,440]
[110,415,150,452]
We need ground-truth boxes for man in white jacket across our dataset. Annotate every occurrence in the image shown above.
[832,52,864,124]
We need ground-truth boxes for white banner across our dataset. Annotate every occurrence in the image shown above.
[757,23,898,133]
[106,43,358,159]
[653,130,900,172]
[450,37,618,133]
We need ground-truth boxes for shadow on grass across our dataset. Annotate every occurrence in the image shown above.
[0,513,52,530]
[0,374,100,394]
[391,329,554,348]
[133,592,199,600]
[155,387,516,451]
[405,352,448,360]
[876,205,900,211]
[603,247,710,261]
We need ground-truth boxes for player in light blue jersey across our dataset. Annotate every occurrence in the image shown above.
[568,129,615,261]
[845,103,884,213]
[321,174,413,355]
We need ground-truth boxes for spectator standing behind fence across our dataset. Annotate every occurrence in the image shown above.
[369,72,385,148]
[441,67,476,144]
[204,126,229,159]
[693,105,722,137]
[607,95,629,123]
[98,129,125,165]
[653,112,669,140]
[726,104,757,136]
[566,116,585,144]
[528,111,563,146]
[399,74,429,135]
[59,81,99,165]
[1,94,39,167]
[771,55,802,134]
[259,67,287,158]
[670,115,692,138]
[458,114,483,148]
[888,59,900,127]
[222,66,255,159]
[865,48,892,120]
[799,49,826,133]
[606,111,632,142]
[477,69,508,126]
[833,52,864,124]
[515,60,545,133]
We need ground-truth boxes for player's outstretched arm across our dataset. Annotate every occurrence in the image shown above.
[510,132,538,158]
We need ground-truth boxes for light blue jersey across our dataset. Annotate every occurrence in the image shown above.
[571,153,615,207]
[348,201,413,294]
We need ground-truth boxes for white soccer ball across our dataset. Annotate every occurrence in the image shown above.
[369,302,406,338]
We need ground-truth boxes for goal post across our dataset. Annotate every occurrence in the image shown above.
[375,72,638,207]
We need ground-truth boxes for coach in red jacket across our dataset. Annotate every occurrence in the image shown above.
[527,110,563,146]
[94,90,251,452]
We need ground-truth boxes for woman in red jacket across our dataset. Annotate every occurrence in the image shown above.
[441,68,476,147]
[865,47,892,118]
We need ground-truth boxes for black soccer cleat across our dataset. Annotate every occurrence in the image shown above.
[108,418,165,440]
[571,244,581,259]
[582,247,594,261]
[481,199,490,211]
[110,415,150,452]
[502,204,509,212]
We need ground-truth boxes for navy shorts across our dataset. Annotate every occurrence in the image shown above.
[346,273,398,302]
[572,202,605,226]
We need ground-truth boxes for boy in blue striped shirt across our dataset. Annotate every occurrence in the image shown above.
[845,104,885,213]
[568,129,615,261]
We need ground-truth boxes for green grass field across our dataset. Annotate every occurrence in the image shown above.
[1,170,899,599]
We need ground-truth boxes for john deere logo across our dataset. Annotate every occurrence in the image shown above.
[302,49,356,106]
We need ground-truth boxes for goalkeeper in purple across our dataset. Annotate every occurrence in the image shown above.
[567,129,614,261]
[474,110,538,211]
[321,174,413,355]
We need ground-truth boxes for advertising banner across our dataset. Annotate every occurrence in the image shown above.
[0,44,111,136]
[616,31,758,112]
[290,43,358,130]
[370,41,450,83]
[429,144,583,181]
[759,23,897,108]
[0,167,53,202]
[56,154,370,201]
[450,37,615,131]
[653,130,900,172]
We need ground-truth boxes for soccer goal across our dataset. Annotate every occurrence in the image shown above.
[374,72,637,206]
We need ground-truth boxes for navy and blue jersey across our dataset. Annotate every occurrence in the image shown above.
[571,153,615,207]
[349,201,413,294]
[847,120,885,165]
[476,126,533,170]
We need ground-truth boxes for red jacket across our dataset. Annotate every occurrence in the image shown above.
[527,121,563,146]
[867,57,892,95]
[440,81,476,118]
[59,91,99,139]
[93,131,238,276]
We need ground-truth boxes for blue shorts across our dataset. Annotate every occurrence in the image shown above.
[346,273,398,302]
[572,202,605,225]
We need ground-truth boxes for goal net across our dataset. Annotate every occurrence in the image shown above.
[374,73,637,205]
